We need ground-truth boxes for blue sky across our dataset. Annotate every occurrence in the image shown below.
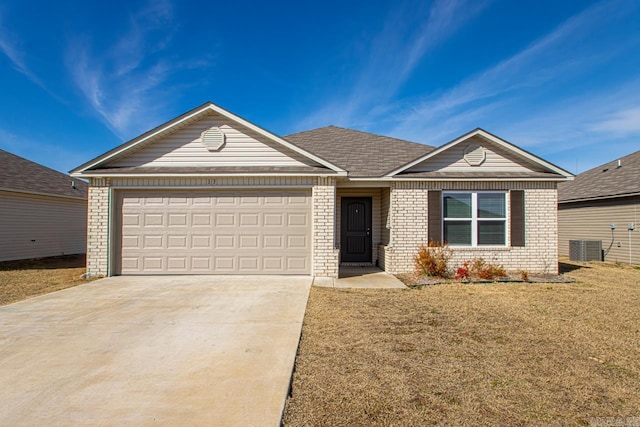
[0,0,639,174]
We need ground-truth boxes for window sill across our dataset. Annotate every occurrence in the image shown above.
[448,246,512,251]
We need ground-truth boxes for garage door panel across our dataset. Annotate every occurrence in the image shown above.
[167,257,187,271]
[239,235,259,248]
[118,190,311,274]
[214,257,235,271]
[122,214,140,225]
[264,213,283,226]
[193,214,212,226]
[215,213,235,226]
[168,214,187,226]
[263,235,283,249]
[167,235,187,248]
[287,213,307,226]
[239,213,259,226]
[287,257,307,270]
[143,235,164,249]
[143,214,164,226]
[143,257,164,270]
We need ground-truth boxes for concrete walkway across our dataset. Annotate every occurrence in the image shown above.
[313,267,407,288]
[0,275,311,427]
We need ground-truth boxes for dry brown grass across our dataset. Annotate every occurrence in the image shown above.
[0,254,94,306]
[284,260,640,426]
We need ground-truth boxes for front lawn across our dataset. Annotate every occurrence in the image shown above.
[283,260,640,426]
[0,254,94,306]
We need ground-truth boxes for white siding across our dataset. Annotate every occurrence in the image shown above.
[0,191,87,262]
[558,197,640,265]
[408,137,545,173]
[109,112,315,168]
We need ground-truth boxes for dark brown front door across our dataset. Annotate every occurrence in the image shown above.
[341,197,372,263]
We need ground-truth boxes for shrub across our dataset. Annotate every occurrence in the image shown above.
[414,241,452,278]
[520,270,529,281]
[459,258,508,281]
[455,261,471,280]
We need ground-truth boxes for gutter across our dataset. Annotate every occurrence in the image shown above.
[558,192,640,204]
[0,187,88,201]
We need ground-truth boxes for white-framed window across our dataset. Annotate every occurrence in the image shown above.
[442,191,507,246]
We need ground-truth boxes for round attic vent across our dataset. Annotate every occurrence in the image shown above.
[463,144,486,166]
[201,127,226,151]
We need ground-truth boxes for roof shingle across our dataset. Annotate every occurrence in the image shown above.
[285,126,434,177]
[558,149,640,202]
[0,149,88,199]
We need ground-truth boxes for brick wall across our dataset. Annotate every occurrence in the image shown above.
[313,176,339,277]
[86,179,110,277]
[382,182,429,273]
[384,181,559,274]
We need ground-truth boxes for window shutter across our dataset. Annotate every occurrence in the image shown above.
[510,190,525,247]
[428,190,442,243]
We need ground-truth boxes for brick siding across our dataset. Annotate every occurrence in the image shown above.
[313,176,339,277]
[383,181,559,274]
[86,180,109,277]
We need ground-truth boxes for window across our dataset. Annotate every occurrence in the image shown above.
[443,192,507,246]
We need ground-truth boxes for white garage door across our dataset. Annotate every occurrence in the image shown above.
[117,190,311,275]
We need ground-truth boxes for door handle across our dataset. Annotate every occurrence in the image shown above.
[366,228,371,237]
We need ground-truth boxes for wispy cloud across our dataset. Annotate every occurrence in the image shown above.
[0,12,63,101]
[298,0,490,130]
[66,0,214,138]
[388,0,638,143]
[499,77,640,148]
[589,107,640,136]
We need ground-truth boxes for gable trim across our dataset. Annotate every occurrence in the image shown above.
[71,102,346,176]
[385,128,574,179]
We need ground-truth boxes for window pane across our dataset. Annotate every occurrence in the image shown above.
[478,221,505,245]
[478,193,505,218]
[444,221,472,245]
[444,193,471,218]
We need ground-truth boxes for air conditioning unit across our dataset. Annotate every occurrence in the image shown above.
[569,240,602,262]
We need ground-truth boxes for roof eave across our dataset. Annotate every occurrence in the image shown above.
[559,191,640,204]
[0,187,88,200]
[350,176,570,182]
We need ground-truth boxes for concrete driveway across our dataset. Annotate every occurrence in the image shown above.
[0,275,311,426]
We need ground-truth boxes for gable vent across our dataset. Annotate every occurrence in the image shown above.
[201,127,226,151]
[463,144,486,166]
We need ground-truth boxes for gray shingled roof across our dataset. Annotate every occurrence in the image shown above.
[285,126,434,177]
[558,149,640,202]
[0,149,88,199]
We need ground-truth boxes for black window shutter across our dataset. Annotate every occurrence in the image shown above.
[428,190,442,243]
[510,190,525,247]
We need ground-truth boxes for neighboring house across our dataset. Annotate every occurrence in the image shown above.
[0,149,88,262]
[70,102,573,278]
[558,150,640,265]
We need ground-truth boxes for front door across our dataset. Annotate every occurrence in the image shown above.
[341,197,372,263]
